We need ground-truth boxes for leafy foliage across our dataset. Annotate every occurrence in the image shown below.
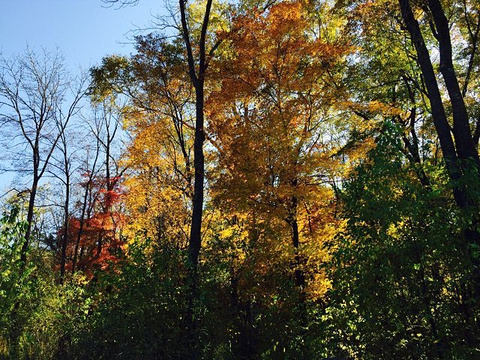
[326,124,480,359]
[2,0,480,358]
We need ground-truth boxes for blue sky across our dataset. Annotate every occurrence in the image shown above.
[1,0,164,69]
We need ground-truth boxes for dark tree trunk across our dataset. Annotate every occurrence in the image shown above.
[398,0,469,207]
[427,0,480,167]
[20,176,38,266]
[179,0,213,355]
[60,173,70,284]
[188,83,205,276]
[288,198,305,289]
[399,0,480,345]
[72,176,93,274]
[287,178,305,289]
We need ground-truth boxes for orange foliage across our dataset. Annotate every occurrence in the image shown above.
[205,0,350,299]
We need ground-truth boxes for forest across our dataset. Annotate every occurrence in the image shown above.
[1,0,480,358]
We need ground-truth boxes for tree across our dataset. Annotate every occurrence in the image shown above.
[50,129,75,283]
[97,0,223,352]
[108,35,195,246]
[327,123,480,359]
[209,0,348,294]
[202,2,350,355]
[0,49,85,267]
[103,0,219,279]
[70,134,102,275]
[177,7,221,346]
[398,0,479,205]
[64,100,127,277]
[321,1,480,355]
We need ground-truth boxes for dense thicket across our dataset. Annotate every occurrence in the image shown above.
[1,0,480,358]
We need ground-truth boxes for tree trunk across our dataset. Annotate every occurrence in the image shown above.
[72,178,91,274]
[288,197,305,289]
[398,0,468,207]
[188,84,205,276]
[60,173,70,284]
[427,0,480,167]
[399,0,480,345]
[287,177,305,289]
[179,0,213,355]
[20,176,38,266]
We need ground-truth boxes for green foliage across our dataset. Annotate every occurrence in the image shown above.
[325,124,480,359]
[69,238,189,359]
[0,207,28,357]
[200,220,326,360]
[89,55,132,102]
[0,208,92,359]
[18,273,92,360]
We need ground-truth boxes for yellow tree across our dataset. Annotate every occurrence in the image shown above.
[207,0,350,303]
[120,36,195,248]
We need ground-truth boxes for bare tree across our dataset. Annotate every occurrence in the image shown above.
[71,137,102,275]
[48,128,76,283]
[0,49,85,266]
[89,100,127,254]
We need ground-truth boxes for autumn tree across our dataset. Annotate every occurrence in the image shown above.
[201,1,351,356]
[70,134,102,275]
[116,35,195,247]
[104,0,220,275]
[96,0,226,353]
[209,0,348,295]
[63,100,127,277]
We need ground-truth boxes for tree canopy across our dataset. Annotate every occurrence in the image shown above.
[1,0,480,358]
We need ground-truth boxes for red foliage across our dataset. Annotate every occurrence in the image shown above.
[60,174,126,278]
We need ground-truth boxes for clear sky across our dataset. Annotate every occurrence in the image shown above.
[1,0,164,69]
[0,0,166,195]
